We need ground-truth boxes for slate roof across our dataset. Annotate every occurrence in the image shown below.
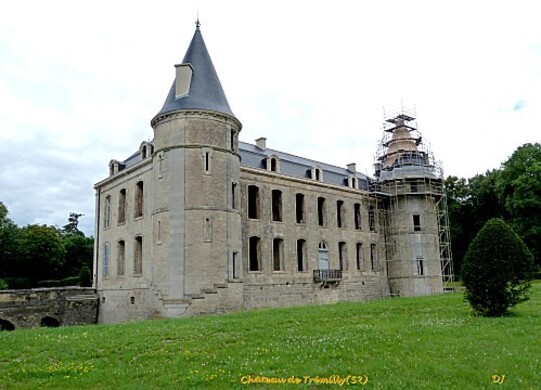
[239,142,371,190]
[153,24,236,120]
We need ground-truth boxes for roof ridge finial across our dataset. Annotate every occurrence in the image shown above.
[195,9,201,29]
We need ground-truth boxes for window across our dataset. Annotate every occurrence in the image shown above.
[158,152,164,179]
[313,167,322,181]
[272,190,283,222]
[202,147,213,174]
[295,193,306,223]
[417,257,425,275]
[118,189,126,224]
[232,251,239,279]
[368,205,375,232]
[273,238,284,271]
[232,182,237,209]
[134,236,143,275]
[356,243,363,270]
[248,236,261,271]
[317,197,326,227]
[354,203,362,230]
[103,242,110,278]
[337,200,345,228]
[297,239,306,271]
[370,243,377,271]
[156,220,162,244]
[339,242,347,271]
[104,196,111,228]
[413,214,421,232]
[117,240,125,276]
[204,216,212,242]
[247,185,260,219]
[135,181,143,218]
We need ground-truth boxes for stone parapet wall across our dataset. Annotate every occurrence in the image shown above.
[0,287,98,330]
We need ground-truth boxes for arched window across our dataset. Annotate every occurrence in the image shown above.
[135,181,144,218]
[247,185,260,219]
[117,240,125,277]
[103,242,110,278]
[248,236,261,271]
[134,236,143,275]
[104,196,111,228]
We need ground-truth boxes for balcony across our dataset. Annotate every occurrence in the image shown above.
[313,269,342,284]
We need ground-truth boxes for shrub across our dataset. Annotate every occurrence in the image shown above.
[79,266,92,287]
[462,218,534,316]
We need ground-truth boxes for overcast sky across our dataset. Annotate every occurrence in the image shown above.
[1,0,539,235]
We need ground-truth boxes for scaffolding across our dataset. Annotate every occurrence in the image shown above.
[371,108,454,296]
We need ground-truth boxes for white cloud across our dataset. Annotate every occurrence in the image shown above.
[0,0,540,234]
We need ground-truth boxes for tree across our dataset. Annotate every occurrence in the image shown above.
[497,143,541,267]
[63,234,94,279]
[62,212,84,236]
[0,202,21,281]
[17,225,66,286]
[462,218,534,317]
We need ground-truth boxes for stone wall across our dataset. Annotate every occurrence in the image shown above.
[0,287,98,330]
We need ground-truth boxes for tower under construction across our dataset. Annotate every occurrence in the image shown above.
[373,109,453,296]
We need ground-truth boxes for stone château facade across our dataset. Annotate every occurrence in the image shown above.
[93,23,452,324]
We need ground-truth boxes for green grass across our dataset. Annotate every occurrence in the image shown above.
[1,284,540,389]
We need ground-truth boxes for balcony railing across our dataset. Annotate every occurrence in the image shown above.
[313,269,343,283]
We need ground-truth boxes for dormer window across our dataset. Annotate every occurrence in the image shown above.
[175,63,193,99]
[109,160,120,176]
[266,155,280,172]
[140,142,153,160]
[312,167,323,181]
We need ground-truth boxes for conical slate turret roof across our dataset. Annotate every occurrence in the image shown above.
[154,23,236,119]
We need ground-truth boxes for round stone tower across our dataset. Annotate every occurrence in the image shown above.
[374,110,452,296]
[150,22,243,315]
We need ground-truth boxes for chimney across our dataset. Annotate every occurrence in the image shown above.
[347,162,356,172]
[255,137,267,150]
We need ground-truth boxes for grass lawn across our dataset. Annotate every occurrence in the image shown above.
[1,283,540,389]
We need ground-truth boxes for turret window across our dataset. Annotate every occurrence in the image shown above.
[413,215,421,232]
[202,147,213,174]
[417,257,425,275]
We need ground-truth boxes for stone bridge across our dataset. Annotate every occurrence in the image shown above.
[0,287,99,331]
